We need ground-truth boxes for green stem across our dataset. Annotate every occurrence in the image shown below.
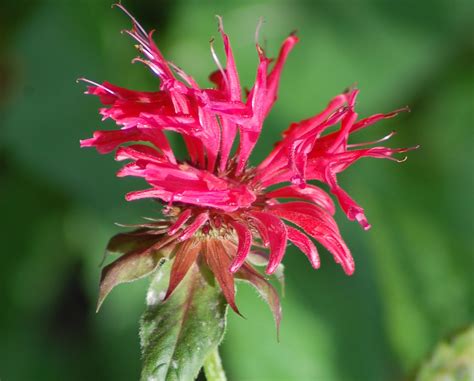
[203,348,227,381]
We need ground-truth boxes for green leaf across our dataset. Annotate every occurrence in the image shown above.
[140,261,227,381]
[416,326,474,381]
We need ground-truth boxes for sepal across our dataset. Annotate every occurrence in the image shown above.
[97,233,175,311]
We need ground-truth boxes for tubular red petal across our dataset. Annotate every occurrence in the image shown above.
[263,34,299,117]
[247,211,288,274]
[218,117,237,173]
[178,212,209,241]
[216,16,241,101]
[196,104,220,172]
[167,209,193,235]
[228,220,253,273]
[247,214,270,247]
[117,162,146,178]
[145,129,176,164]
[326,111,358,154]
[330,185,371,230]
[270,203,354,275]
[80,129,141,154]
[256,93,349,180]
[286,226,320,268]
[81,127,176,164]
[115,144,166,163]
[265,184,336,215]
[236,50,268,175]
[270,202,340,233]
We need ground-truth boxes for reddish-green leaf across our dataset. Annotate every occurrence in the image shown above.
[236,263,282,337]
[97,235,175,311]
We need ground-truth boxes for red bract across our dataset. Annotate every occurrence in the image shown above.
[81,5,417,328]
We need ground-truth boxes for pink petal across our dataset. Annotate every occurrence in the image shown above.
[270,202,340,233]
[262,34,299,117]
[228,220,253,273]
[265,184,335,215]
[255,94,350,184]
[80,129,142,154]
[216,16,241,101]
[177,212,209,241]
[329,185,371,230]
[247,213,270,247]
[81,127,175,164]
[325,111,358,154]
[236,47,268,175]
[270,203,354,275]
[167,209,193,235]
[115,144,166,163]
[218,117,237,173]
[247,211,288,274]
[286,226,320,268]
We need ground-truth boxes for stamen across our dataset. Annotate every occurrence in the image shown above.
[132,57,163,77]
[168,62,197,88]
[392,156,408,163]
[216,15,224,32]
[254,17,264,46]
[387,145,420,162]
[113,3,148,39]
[142,217,167,222]
[210,37,229,90]
[343,82,358,94]
[76,78,118,97]
[122,29,154,59]
[347,131,397,148]
[388,106,411,116]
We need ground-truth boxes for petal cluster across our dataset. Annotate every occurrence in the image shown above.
[82,5,417,323]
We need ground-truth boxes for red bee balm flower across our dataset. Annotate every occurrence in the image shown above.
[81,5,417,327]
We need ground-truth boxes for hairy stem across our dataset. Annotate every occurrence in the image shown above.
[203,348,227,381]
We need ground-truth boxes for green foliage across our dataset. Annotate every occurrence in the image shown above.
[140,262,227,381]
[416,326,474,381]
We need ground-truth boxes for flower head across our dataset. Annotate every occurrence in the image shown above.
[81,4,417,327]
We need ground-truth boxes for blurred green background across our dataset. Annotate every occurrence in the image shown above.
[1,0,472,380]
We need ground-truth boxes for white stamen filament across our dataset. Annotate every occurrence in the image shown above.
[254,17,264,45]
[113,3,148,39]
[132,57,163,77]
[168,62,196,88]
[123,29,153,58]
[216,15,224,33]
[76,78,118,97]
[348,131,397,148]
[210,38,229,90]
